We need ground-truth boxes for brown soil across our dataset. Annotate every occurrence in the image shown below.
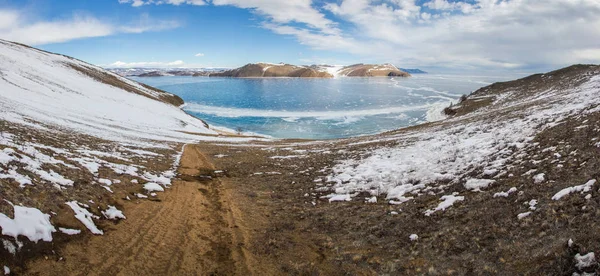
[25,145,266,275]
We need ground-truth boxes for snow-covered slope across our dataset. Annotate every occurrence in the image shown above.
[0,39,220,144]
[322,65,600,205]
[0,40,258,263]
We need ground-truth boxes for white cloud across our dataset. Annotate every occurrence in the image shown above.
[118,0,207,6]
[425,0,474,13]
[0,10,113,45]
[318,0,600,69]
[119,13,180,33]
[110,0,600,70]
[0,10,181,45]
[195,53,204,57]
[212,0,339,35]
[109,60,185,67]
[119,0,340,34]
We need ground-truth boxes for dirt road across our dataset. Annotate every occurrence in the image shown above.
[27,145,262,275]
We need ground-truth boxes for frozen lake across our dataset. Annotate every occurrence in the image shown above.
[134,73,522,139]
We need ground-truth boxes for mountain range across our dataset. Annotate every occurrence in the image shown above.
[209,63,410,78]
[107,63,418,78]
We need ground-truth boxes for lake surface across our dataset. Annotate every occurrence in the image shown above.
[133,74,522,139]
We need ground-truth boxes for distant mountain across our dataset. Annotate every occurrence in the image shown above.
[209,63,410,78]
[399,68,427,74]
[209,63,332,78]
[107,63,413,78]
[337,63,410,77]
[106,67,227,77]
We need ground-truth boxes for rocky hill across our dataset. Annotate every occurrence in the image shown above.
[107,68,226,77]
[400,68,427,74]
[336,63,410,77]
[209,62,332,78]
[210,62,410,78]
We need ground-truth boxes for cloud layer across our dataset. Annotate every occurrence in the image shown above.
[119,0,600,69]
[0,10,179,45]
[118,0,207,7]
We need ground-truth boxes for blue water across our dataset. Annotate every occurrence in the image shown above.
[133,74,521,139]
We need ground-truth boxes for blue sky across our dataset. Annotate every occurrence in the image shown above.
[0,0,599,72]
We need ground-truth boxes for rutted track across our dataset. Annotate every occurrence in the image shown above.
[27,145,258,275]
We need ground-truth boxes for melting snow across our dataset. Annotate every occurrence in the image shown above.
[493,187,517,198]
[328,194,351,202]
[143,182,165,192]
[65,201,103,235]
[528,199,538,210]
[0,203,55,242]
[102,206,126,220]
[464,179,495,191]
[533,173,546,184]
[98,178,112,185]
[58,228,81,235]
[517,212,531,219]
[552,179,596,200]
[574,252,597,270]
[424,194,464,216]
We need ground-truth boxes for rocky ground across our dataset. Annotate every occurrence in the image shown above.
[189,65,600,275]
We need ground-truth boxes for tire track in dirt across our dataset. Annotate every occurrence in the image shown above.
[26,144,257,275]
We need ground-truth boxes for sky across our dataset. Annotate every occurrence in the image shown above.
[0,0,599,72]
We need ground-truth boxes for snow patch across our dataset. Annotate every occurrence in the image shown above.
[533,173,545,184]
[424,194,464,216]
[102,205,126,220]
[65,201,103,235]
[552,179,596,200]
[464,179,495,191]
[58,228,81,235]
[143,182,164,192]
[517,211,531,219]
[0,203,55,242]
[493,187,517,198]
[574,252,597,270]
[328,194,351,202]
